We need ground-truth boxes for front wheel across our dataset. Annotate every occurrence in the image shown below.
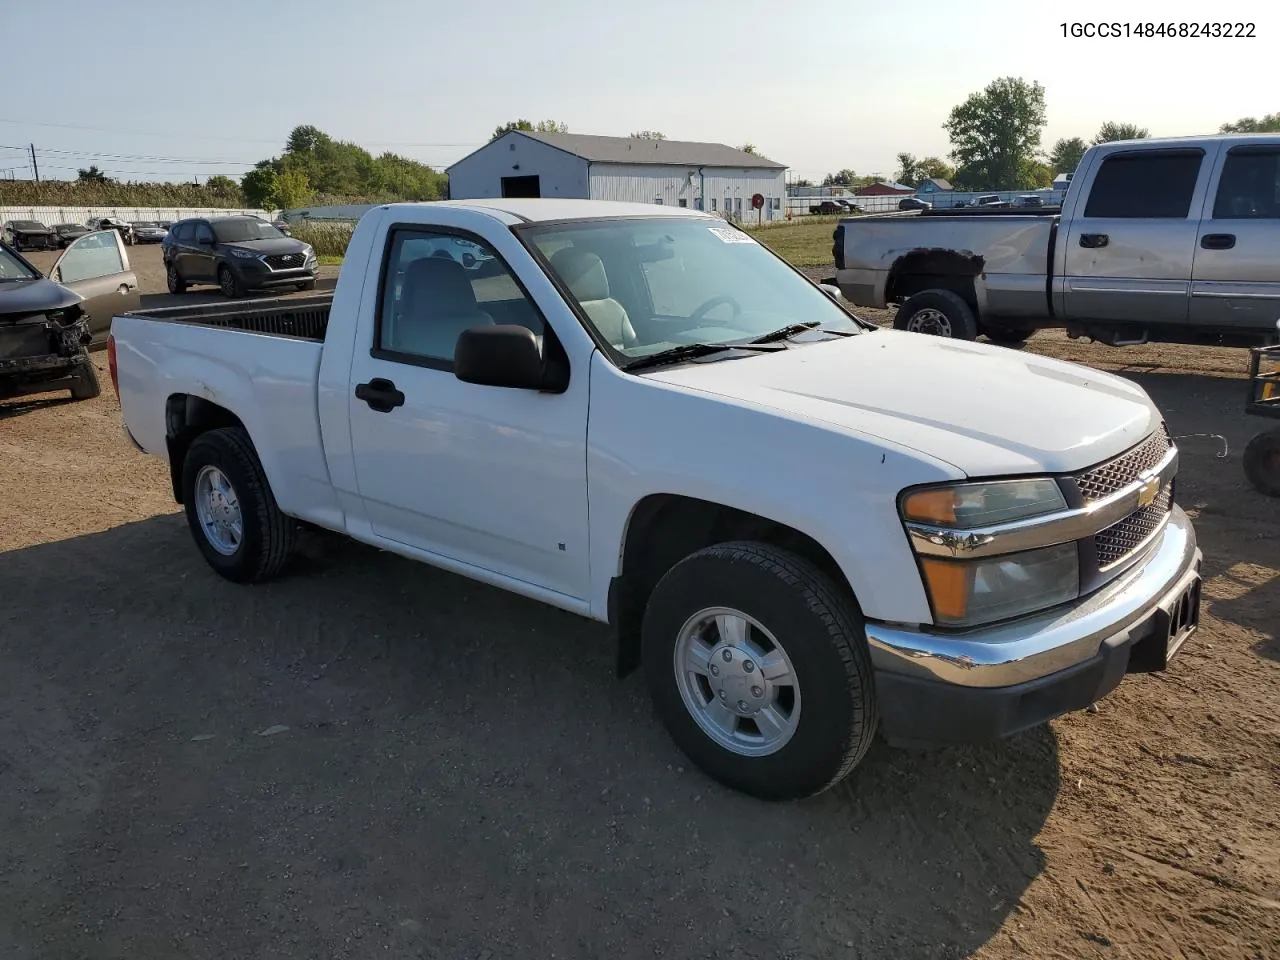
[894,289,979,340]
[181,427,298,583]
[68,360,101,401]
[1243,428,1280,497]
[218,264,245,298]
[641,542,878,800]
[166,263,188,294]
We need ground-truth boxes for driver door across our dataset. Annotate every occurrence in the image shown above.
[49,230,140,345]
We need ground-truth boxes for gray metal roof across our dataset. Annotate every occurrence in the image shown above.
[513,131,786,170]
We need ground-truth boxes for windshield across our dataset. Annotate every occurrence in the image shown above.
[522,217,860,360]
[211,219,284,243]
[133,221,158,228]
[0,245,39,281]
[10,221,43,230]
[54,224,83,231]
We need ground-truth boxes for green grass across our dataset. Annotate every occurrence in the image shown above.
[300,214,847,269]
[743,215,844,267]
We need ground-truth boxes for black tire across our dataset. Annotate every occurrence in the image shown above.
[218,264,245,298]
[166,262,188,294]
[68,360,101,401]
[641,541,878,801]
[1243,428,1280,498]
[296,279,317,291]
[180,427,298,583]
[894,289,979,340]
[983,324,1032,347]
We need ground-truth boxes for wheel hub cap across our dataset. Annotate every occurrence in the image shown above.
[673,607,801,757]
[194,465,243,556]
[907,307,952,336]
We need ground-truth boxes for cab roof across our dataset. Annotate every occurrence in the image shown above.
[380,198,715,226]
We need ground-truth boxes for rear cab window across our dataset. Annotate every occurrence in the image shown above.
[1083,150,1204,218]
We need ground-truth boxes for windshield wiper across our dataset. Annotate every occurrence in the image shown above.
[623,341,784,372]
[747,321,824,344]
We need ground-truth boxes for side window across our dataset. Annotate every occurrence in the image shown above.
[171,222,190,242]
[1212,148,1280,219]
[1083,150,1203,219]
[57,231,124,283]
[195,223,215,243]
[376,228,544,365]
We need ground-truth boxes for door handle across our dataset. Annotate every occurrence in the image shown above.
[1079,233,1109,248]
[1200,233,1236,250]
[354,377,405,413]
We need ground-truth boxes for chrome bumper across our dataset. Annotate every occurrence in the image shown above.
[866,504,1201,689]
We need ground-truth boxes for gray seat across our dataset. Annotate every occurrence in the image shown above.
[549,248,637,350]
[392,256,494,360]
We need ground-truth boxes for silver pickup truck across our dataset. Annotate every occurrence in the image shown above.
[833,134,1280,348]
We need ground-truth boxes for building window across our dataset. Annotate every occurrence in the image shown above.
[678,198,687,208]
[710,198,717,211]
[771,197,780,210]
[655,197,664,205]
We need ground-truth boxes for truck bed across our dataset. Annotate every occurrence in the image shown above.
[118,293,333,341]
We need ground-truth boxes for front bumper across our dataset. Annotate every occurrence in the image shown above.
[228,257,318,288]
[866,504,1202,746]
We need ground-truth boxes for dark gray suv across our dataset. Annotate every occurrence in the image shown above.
[162,216,318,297]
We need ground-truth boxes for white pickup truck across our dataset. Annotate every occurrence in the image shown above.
[110,199,1203,800]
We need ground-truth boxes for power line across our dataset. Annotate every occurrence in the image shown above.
[0,116,482,147]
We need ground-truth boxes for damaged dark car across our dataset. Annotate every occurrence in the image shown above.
[1,230,140,404]
[4,219,57,252]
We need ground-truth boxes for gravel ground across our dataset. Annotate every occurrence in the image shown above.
[0,250,1276,960]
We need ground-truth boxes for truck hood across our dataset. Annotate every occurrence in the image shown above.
[0,278,83,320]
[642,329,1162,476]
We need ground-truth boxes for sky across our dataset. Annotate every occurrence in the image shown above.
[0,0,1271,185]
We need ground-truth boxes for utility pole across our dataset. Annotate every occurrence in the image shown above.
[29,143,39,182]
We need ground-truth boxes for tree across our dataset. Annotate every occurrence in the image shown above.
[204,174,243,203]
[1020,158,1054,188]
[271,168,313,209]
[917,157,956,182]
[1048,137,1088,173]
[630,130,666,140]
[77,165,111,183]
[822,169,859,186]
[1093,122,1149,145]
[1220,112,1280,133]
[491,119,569,140]
[943,76,1047,190]
[240,162,280,208]
[895,152,921,185]
[738,143,759,155]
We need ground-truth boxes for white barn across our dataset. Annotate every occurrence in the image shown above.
[446,131,789,222]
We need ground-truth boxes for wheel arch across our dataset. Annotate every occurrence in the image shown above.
[163,394,249,503]
[885,249,984,310]
[609,493,862,678]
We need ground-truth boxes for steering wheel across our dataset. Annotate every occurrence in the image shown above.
[689,294,743,324]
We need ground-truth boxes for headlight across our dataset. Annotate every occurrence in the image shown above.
[902,478,1066,529]
[229,248,258,260]
[918,543,1079,627]
[901,479,1077,627]
[302,245,315,260]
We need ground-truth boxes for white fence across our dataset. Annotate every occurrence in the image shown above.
[784,189,1068,217]
[0,205,280,226]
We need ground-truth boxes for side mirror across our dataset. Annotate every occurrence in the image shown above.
[819,283,843,301]
[454,324,562,391]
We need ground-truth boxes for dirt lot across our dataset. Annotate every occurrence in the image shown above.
[1,249,1277,960]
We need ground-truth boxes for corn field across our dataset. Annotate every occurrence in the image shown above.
[289,221,355,258]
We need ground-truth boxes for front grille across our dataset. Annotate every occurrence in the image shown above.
[1093,487,1172,567]
[1075,424,1173,502]
[264,252,306,269]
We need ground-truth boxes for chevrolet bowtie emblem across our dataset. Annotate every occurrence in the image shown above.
[1136,476,1160,507]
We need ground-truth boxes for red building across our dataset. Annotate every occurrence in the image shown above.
[854,181,916,196]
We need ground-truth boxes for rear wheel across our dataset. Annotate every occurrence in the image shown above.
[181,427,298,583]
[1243,428,1280,497]
[166,263,188,294]
[641,541,878,800]
[218,264,245,298]
[894,289,979,340]
[68,360,101,401]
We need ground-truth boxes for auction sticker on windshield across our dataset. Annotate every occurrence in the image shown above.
[708,226,757,243]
